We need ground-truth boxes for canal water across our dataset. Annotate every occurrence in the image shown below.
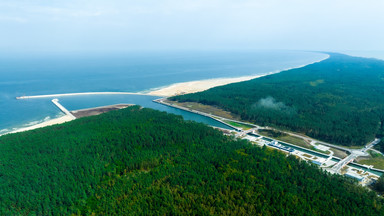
[261,137,383,176]
[56,94,235,130]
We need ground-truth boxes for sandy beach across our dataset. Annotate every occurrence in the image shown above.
[5,76,262,135]
[1,104,133,136]
[5,115,74,135]
[147,55,329,97]
[147,74,267,97]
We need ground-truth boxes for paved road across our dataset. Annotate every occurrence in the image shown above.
[331,153,358,173]
[331,138,381,173]
[362,138,381,152]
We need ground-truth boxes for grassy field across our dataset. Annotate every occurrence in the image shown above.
[329,147,348,159]
[359,150,384,170]
[258,130,307,146]
[258,129,332,155]
[309,147,331,155]
[314,142,365,150]
[277,135,311,148]
[165,100,237,119]
[223,120,254,130]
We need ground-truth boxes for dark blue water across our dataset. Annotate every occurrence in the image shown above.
[53,95,234,130]
[0,51,328,133]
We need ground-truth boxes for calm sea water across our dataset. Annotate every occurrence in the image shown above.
[0,51,328,133]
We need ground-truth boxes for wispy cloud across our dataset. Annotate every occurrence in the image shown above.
[0,16,27,23]
[26,6,106,18]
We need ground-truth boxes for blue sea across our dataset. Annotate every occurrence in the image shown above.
[0,50,328,133]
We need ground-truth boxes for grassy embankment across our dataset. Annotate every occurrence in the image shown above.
[165,99,237,120]
[359,150,384,170]
[165,99,255,130]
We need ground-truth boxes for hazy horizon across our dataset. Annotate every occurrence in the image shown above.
[0,0,383,53]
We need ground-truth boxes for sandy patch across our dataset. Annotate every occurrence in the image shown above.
[148,75,267,97]
[4,115,74,135]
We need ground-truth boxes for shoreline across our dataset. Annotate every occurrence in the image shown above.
[147,75,266,97]
[3,115,74,135]
[1,104,132,136]
[71,104,133,118]
[147,55,329,97]
[4,54,329,135]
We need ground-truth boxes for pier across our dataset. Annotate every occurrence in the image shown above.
[1,99,77,136]
[51,99,76,120]
[16,91,160,100]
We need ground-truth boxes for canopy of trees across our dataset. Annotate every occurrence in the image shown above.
[375,176,384,193]
[172,53,384,147]
[0,106,383,215]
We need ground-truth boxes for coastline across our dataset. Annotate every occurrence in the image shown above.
[2,54,329,135]
[0,104,134,136]
[147,75,267,97]
[147,55,329,97]
[3,115,73,135]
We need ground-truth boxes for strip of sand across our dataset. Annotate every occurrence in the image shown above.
[147,55,330,97]
[1,104,133,136]
[147,75,266,97]
[6,115,74,135]
[71,104,132,118]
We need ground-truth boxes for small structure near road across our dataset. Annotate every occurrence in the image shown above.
[345,171,365,182]
[267,141,295,153]
[311,160,323,166]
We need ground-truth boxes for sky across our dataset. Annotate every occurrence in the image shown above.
[0,0,383,53]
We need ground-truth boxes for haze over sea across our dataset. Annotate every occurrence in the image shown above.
[0,50,359,133]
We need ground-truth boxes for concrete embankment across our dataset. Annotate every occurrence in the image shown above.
[52,99,76,120]
[1,99,76,136]
[153,98,240,131]
[16,92,159,100]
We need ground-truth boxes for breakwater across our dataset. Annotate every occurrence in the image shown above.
[16,92,160,100]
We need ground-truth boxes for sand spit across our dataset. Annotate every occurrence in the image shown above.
[148,75,266,97]
[148,55,330,97]
[71,104,133,118]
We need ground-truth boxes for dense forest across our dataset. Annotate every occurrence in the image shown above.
[172,53,384,147]
[375,176,384,193]
[376,141,384,153]
[0,106,383,215]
